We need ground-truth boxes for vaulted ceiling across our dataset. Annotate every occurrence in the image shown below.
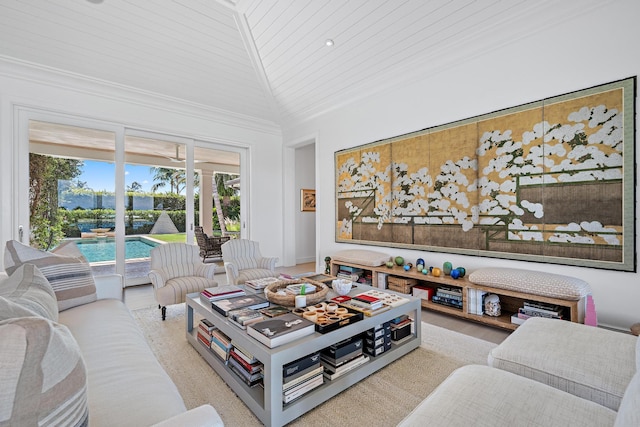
[0,0,611,128]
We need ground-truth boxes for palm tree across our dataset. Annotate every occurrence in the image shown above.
[150,167,185,194]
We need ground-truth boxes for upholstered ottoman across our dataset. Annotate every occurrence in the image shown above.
[489,317,638,410]
[398,365,617,427]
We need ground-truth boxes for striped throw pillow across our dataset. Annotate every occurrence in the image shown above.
[0,264,58,321]
[4,240,97,311]
[0,317,88,426]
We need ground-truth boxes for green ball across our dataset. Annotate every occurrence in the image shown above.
[395,256,404,266]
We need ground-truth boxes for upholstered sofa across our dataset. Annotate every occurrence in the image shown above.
[1,240,223,426]
[399,318,639,427]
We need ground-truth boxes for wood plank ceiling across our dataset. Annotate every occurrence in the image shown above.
[0,0,613,129]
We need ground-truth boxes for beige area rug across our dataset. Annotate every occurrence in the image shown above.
[133,304,497,427]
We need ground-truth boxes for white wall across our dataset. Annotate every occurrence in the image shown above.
[294,144,316,264]
[285,1,640,331]
[0,60,285,267]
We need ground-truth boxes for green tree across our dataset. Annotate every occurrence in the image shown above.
[29,154,83,250]
[150,167,186,194]
[127,181,142,191]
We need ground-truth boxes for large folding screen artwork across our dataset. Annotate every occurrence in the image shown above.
[335,77,636,272]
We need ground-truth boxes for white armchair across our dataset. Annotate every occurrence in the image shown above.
[221,239,278,285]
[148,243,220,320]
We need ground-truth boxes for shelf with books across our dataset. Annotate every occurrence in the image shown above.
[330,259,585,331]
[185,283,422,427]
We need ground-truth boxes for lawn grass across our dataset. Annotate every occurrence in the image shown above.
[150,233,189,243]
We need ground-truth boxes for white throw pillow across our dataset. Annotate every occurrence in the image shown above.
[4,240,97,311]
[0,264,58,321]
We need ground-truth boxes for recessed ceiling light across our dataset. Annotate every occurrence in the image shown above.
[325,39,334,47]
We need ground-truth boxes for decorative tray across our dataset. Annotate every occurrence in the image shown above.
[291,301,363,334]
[264,279,328,307]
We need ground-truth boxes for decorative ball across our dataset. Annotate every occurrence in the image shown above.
[395,256,404,266]
[421,269,428,275]
[443,262,452,275]
[403,264,410,271]
[386,261,394,268]
[432,267,441,277]
[416,263,424,272]
[450,269,460,279]
[416,258,425,267]
[456,267,466,278]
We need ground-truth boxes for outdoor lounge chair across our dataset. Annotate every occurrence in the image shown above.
[195,226,230,262]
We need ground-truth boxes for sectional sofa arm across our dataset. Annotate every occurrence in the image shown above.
[150,404,224,427]
[94,274,123,301]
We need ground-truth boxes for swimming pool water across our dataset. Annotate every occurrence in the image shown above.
[75,238,159,263]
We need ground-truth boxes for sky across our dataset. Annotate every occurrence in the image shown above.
[79,160,156,193]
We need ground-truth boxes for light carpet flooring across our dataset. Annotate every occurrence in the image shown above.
[132,303,498,426]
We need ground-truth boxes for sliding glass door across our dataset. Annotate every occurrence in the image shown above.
[18,110,245,287]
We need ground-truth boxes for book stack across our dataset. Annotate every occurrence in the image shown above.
[284,282,317,295]
[467,289,488,315]
[210,328,232,362]
[228,345,264,388]
[321,336,369,380]
[199,285,245,304]
[227,307,265,329]
[363,322,391,357]
[350,293,384,311]
[336,265,364,282]
[211,294,270,317]
[515,301,564,324]
[431,286,463,309]
[390,315,414,343]
[358,289,410,307]
[247,313,315,348]
[197,319,215,348]
[244,276,279,290]
[260,305,291,318]
[283,352,323,403]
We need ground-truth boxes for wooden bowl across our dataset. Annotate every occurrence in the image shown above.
[264,279,329,307]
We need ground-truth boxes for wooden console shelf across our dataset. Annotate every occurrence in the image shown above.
[331,260,585,331]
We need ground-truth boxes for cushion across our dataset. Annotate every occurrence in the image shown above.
[0,264,58,321]
[4,240,97,311]
[397,365,616,427]
[488,317,637,411]
[615,371,640,427]
[468,267,591,300]
[331,249,389,267]
[0,316,88,426]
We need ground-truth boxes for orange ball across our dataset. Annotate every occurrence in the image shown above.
[431,267,441,277]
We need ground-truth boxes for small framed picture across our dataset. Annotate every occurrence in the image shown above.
[301,189,316,212]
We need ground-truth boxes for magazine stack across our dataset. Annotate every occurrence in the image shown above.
[512,301,565,325]
[210,328,232,362]
[390,315,414,343]
[431,286,463,309]
[320,336,369,380]
[197,319,215,349]
[282,352,323,403]
[228,344,264,388]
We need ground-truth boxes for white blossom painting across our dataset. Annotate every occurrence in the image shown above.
[335,78,635,271]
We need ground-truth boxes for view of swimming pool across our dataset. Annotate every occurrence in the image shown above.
[74,237,160,263]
